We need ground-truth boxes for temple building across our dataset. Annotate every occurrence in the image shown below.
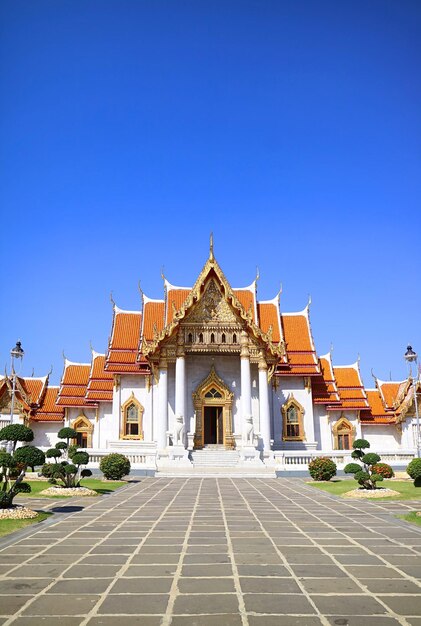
[1,243,419,470]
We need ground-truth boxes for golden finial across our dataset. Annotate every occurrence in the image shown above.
[255,266,260,282]
[209,232,214,261]
[110,291,115,307]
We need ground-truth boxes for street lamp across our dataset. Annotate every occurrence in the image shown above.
[9,340,24,426]
[404,345,420,458]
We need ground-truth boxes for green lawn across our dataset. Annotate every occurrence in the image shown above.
[307,479,421,500]
[398,511,421,527]
[0,511,52,538]
[17,478,126,498]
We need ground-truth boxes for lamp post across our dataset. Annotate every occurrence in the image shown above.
[9,340,24,426]
[404,345,420,458]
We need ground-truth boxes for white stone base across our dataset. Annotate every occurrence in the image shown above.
[238,446,263,466]
[157,445,192,468]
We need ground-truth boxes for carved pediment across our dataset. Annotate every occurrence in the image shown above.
[184,279,241,326]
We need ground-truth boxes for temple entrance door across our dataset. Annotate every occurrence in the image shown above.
[203,406,223,445]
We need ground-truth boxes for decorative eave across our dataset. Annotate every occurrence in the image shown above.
[141,253,286,362]
[395,379,421,423]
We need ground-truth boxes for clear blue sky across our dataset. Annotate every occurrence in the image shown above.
[1,0,420,386]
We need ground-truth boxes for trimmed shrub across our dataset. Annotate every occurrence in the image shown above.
[343,439,383,490]
[100,453,131,480]
[46,448,62,461]
[57,427,77,441]
[308,457,337,481]
[0,425,34,452]
[407,458,421,486]
[14,446,45,471]
[372,463,394,479]
[41,447,91,488]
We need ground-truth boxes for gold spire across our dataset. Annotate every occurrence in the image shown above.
[209,232,214,262]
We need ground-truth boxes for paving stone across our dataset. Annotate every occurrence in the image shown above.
[345,566,406,579]
[131,553,180,564]
[310,594,388,615]
[13,618,84,625]
[98,593,169,614]
[62,564,122,578]
[362,579,421,594]
[22,594,100,616]
[240,577,301,593]
[173,593,239,614]
[248,618,323,626]
[300,577,362,594]
[6,564,70,578]
[181,564,233,577]
[243,593,315,614]
[171,616,242,626]
[378,595,421,616]
[326,618,402,625]
[0,578,52,594]
[124,564,178,576]
[183,553,231,564]
[112,577,173,594]
[87,618,163,626]
[290,564,347,578]
[47,578,112,594]
[80,554,130,565]
[237,564,289,577]
[177,577,236,593]
[0,595,31,615]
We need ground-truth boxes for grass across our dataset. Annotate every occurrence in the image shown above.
[398,511,421,528]
[307,479,421,500]
[17,478,126,498]
[0,511,52,538]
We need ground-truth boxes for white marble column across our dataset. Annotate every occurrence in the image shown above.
[174,330,186,447]
[157,353,168,450]
[240,330,252,439]
[258,355,271,452]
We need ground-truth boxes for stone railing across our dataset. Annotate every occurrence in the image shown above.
[273,449,416,470]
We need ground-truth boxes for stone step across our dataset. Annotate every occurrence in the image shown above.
[191,450,240,467]
[156,466,276,478]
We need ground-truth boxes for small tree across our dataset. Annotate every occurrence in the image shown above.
[0,429,44,508]
[100,453,131,480]
[406,458,421,487]
[344,439,383,490]
[56,427,78,460]
[41,448,91,488]
[0,424,34,452]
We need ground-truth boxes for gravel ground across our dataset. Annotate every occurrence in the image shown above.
[39,486,98,497]
[344,488,400,498]
[0,506,38,519]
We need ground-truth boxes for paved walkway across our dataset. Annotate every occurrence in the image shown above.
[0,478,420,625]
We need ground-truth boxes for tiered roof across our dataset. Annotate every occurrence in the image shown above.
[56,360,91,407]
[104,305,143,373]
[31,387,64,422]
[312,353,340,405]
[85,352,114,403]
[331,363,369,411]
[278,306,320,376]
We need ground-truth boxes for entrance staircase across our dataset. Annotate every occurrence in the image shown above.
[191,446,239,467]
[156,445,276,477]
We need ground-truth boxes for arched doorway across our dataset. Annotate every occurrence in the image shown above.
[192,366,235,449]
[71,415,93,448]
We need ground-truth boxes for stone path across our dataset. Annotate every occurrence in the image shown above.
[0,477,420,625]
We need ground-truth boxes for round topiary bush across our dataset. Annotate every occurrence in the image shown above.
[100,453,131,480]
[14,446,45,471]
[407,458,421,485]
[308,457,337,481]
[372,463,394,479]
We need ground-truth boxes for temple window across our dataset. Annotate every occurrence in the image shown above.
[199,333,204,343]
[232,333,237,344]
[210,333,215,344]
[282,396,305,441]
[333,417,354,450]
[188,332,193,343]
[72,415,93,448]
[121,395,144,440]
[222,333,226,344]
[205,387,223,398]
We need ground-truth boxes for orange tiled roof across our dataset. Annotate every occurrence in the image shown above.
[86,353,113,403]
[166,289,190,325]
[278,311,319,376]
[312,355,341,404]
[142,300,165,341]
[17,377,47,405]
[378,380,403,410]
[105,306,143,373]
[233,289,256,322]
[330,364,369,411]
[56,361,91,407]
[360,389,395,424]
[31,387,64,422]
[257,302,281,343]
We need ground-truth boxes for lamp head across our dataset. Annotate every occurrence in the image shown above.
[10,340,24,360]
[404,345,417,363]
